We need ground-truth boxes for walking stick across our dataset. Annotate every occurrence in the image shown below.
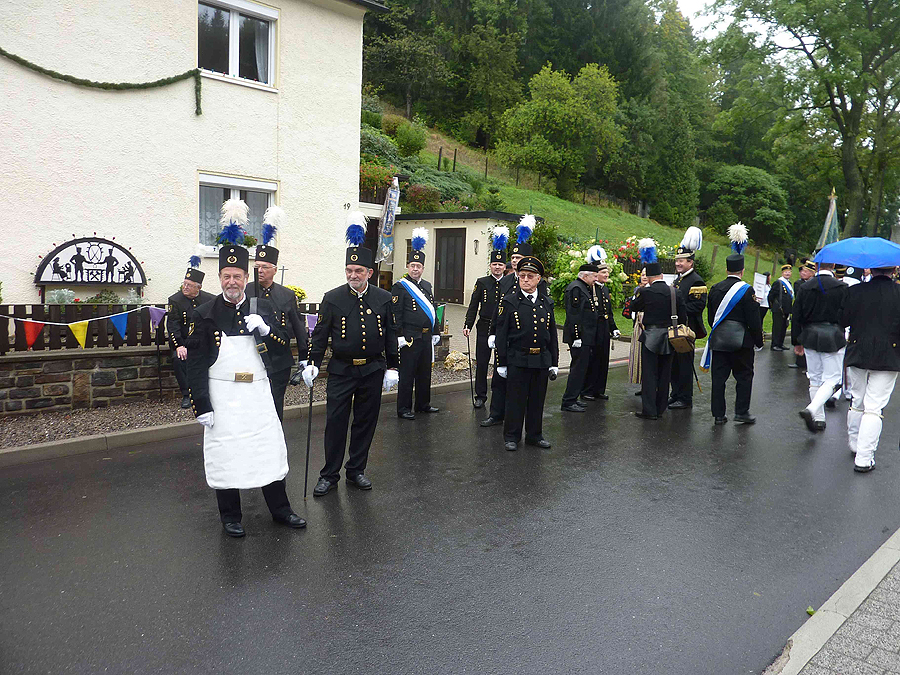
[691,359,703,393]
[303,381,314,500]
[465,332,476,407]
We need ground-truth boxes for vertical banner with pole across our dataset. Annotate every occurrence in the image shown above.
[375,177,400,267]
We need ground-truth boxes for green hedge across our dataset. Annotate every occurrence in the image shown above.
[361,124,403,166]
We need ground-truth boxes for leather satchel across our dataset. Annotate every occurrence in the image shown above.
[667,286,696,353]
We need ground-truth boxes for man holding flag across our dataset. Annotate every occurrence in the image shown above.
[703,224,764,425]
[392,228,441,419]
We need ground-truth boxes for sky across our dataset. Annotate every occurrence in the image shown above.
[677,0,724,37]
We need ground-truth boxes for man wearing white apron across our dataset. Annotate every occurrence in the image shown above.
[188,240,306,538]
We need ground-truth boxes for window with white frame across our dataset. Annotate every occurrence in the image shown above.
[198,0,277,86]
[198,174,278,250]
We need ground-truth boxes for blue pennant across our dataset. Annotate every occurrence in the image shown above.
[109,313,129,340]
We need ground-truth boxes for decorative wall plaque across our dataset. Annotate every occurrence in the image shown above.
[34,237,147,286]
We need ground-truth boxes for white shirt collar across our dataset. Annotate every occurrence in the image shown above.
[523,290,537,301]
[491,272,504,280]
[727,274,743,280]
[818,270,834,278]
[350,282,368,298]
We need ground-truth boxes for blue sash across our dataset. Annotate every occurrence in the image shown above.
[399,277,436,328]
[700,281,751,371]
[779,277,794,299]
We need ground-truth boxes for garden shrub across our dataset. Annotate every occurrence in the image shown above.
[396,122,427,157]
[381,114,406,137]
[361,110,382,129]
[407,167,471,200]
[406,184,441,212]
[360,125,402,166]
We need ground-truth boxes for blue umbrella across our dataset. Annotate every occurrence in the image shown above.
[813,237,900,269]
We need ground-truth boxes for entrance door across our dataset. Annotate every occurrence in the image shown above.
[434,228,466,304]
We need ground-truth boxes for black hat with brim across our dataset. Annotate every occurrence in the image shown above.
[674,246,695,260]
[255,245,279,266]
[219,245,249,272]
[346,246,375,269]
[490,250,505,264]
[579,263,599,273]
[516,256,544,276]
[645,262,662,277]
[185,268,205,283]
[408,250,426,265]
[726,254,744,272]
[511,242,533,257]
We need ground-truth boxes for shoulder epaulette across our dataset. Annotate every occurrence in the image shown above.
[688,286,708,296]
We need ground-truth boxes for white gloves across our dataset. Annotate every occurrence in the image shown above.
[244,314,270,336]
[549,367,559,377]
[398,336,410,349]
[197,412,214,428]
[302,364,319,387]
[496,366,507,378]
[383,369,399,391]
[488,335,496,349]
[432,335,441,346]
[298,360,308,369]
[613,330,621,339]
[572,339,583,348]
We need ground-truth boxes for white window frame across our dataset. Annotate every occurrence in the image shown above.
[198,173,278,257]
[198,0,278,91]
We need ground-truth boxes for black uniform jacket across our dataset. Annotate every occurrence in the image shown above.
[464,274,503,330]
[247,281,310,372]
[391,276,439,341]
[707,276,764,351]
[187,294,288,416]
[309,283,399,378]
[630,280,686,354]
[673,269,708,339]
[495,289,559,368]
[842,275,900,371]
[490,274,549,333]
[767,277,794,316]
[167,289,215,350]
[563,278,598,346]
[791,272,848,352]
[594,283,619,339]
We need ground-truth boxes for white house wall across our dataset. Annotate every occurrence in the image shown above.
[0,0,365,304]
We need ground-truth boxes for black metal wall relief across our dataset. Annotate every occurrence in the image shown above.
[34,238,147,286]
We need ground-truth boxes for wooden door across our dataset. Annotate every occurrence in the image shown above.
[434,228,466,304]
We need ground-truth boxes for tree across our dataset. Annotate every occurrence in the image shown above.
[496,63,622,199]
[704,164,792,247]
[646,102,699,229]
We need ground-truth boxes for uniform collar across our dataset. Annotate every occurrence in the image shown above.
[349,283,369,298]
[223,294,246,308]
[818,270,835,278]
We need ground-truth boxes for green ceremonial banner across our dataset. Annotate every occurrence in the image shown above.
[816,189,841,249]
[436,304,445,328]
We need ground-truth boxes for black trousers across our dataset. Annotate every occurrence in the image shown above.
[172,352,188,395]
[398,337,432,414]
[640,345,673,417]
[583,334,611,396]
[771,310,788,348]
[503,365,549,443]
[711,348,755,418]
[488,362,507,419]
[215,479,292,523]
[473,325,491,401]
[562,345,590,405]
[322,368,383,483]
[269,367,291,422]
[669,349,695,404]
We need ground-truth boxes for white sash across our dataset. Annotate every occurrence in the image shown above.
[779,277,794,299]
[399,277,436,327]
[700,281,751,371]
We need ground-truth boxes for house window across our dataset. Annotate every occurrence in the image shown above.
[198,174,278,249]
[198,0,277,86]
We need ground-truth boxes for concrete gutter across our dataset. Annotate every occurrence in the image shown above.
[0,359,629,467]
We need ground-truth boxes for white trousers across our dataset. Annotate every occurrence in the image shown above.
[805,348,844,422]
[829,348,849,401]
[846,367,898,468]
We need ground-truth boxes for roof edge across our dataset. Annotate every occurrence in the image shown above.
[395,211,544,223]
[345,0,389,12]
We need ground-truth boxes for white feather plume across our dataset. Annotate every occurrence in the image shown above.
[518,214,536,231]
[638,237,656,251]
[346,210,367,228]
[263,205,286,228]
[219,198,249,227]
[586,245,607,263]
[411,227,429,243]
[492,225,509,241]
[728,222,748,245]
[681,226,703,251]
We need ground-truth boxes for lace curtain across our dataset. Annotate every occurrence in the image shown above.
[199,187,269,246]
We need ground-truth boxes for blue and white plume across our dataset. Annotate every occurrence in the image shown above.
[411,227,428,252]
[188,255,202,268]
[218,198,249,245]
[492,225,509,252]
[517,214,535,244]
[262,206,284,246]
[681,226,703,251]
[345,211,367,247]
[586,245,607,264]
[638,238,658,265]
[728,222,748,255]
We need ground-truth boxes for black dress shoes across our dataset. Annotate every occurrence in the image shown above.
[480,416,503,427]
[561,403,586,412]
[734,414,756,424]
[714,417,728,425]
[854,461,875,473]
[504,441,518,451]
[181,395,191,409]
[668,400,691,409]
[223,522,245,538]
[398,411,416,420]
[799,409,816,432]
[814,421,826,431]
[634,391,643,396]
[788,363,800,369]
[473,399,485,409]
[313,478,337,497]
[525,437,551,448]
[596,393,609,400]
[275,513,307,529]
[825,398,837,409]
[581,394,597,401]
[417,406,440,413]
[633,412,658,420]
[347,473,373,490]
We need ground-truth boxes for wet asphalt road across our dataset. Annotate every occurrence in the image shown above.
[3,349,900,675]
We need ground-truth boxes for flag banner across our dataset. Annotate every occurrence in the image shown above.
[306,313,318,335]
[23,321,44,349]
[435,304,445,327]
[147,306,166,331]
[375,177,400,265]
[109,313,129,340]
[69,321,89,348]
[816,190,841,250]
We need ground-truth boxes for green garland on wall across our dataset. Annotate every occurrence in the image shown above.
[0,46,202,115]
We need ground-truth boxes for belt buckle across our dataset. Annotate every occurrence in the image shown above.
[422,327,430,333]
[529,347,541,354]
[234,372,253,382]
[352,358,366,366]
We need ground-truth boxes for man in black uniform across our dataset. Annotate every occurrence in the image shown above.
[392,228,440,419]
[629,250,686,419]
[582,262,619,401]
[247,239,310,421]
[668,235,707,409]
[560,263,598,412]
[705,251,764,425]
[302,213,400,496]
[167,258,214,409]
[463,227,508,408]
[767,264,793,351]
[789,259,815,369]
[494,256,559,451]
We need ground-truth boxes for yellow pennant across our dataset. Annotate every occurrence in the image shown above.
[69,321,89,348]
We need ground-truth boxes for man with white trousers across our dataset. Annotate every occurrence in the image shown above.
[841,267,900,472]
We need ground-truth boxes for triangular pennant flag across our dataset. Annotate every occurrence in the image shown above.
[435,304,445,326]
[69,321,89,348]
[24,321,44,349]
[306,313,318,334]
[109,313,129,340]
[147,306,166,331]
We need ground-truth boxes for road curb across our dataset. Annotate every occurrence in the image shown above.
[767,526,900,675]
[0,359,629,467]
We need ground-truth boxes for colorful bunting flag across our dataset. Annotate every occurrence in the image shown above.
[69,321,89,348]
[109,313,129,340]
[147,306,166,331]
[306,313,318,335]
[24,321,44,349]
[435,304,445,327]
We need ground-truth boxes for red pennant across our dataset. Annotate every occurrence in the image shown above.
[24,321,45,349]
